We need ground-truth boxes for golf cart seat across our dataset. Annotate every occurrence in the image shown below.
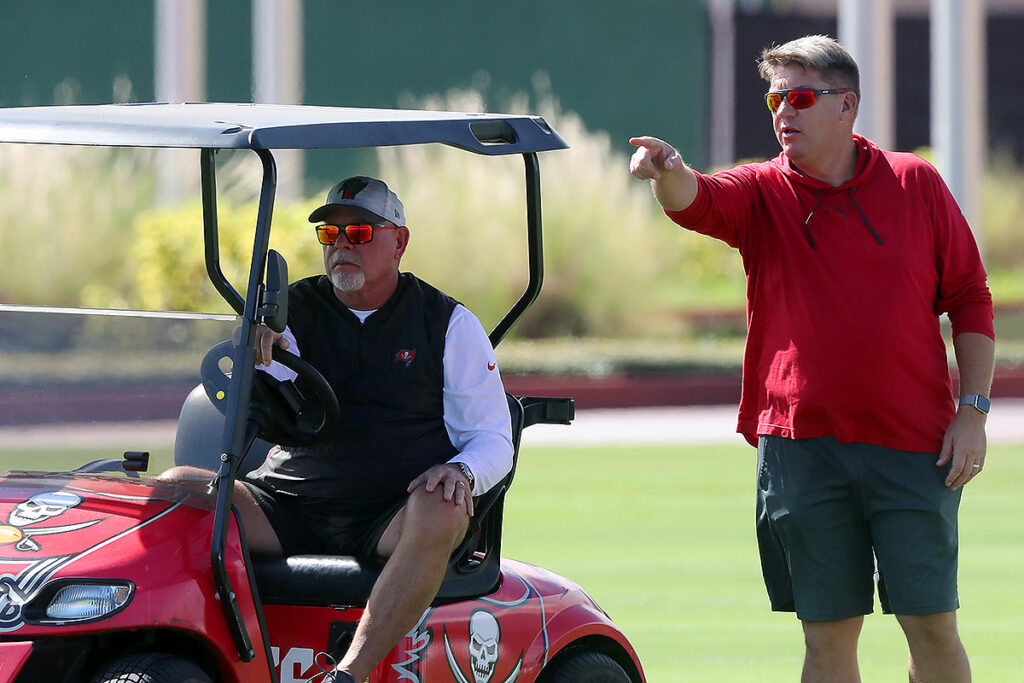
[174,386,574,605]
[174,383,276,476]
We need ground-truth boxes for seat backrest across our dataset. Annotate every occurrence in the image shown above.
[174,384,274,475]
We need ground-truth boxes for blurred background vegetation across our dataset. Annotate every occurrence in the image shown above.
[1,88,1022,374]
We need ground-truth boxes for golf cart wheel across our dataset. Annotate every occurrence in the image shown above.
[538,650,632,683]
[90,652,212,683]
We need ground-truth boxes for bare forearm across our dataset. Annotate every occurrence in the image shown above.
[652,165,700,212]
[953,331,995,397]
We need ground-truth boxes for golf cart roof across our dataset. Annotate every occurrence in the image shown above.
[0,102,568,155]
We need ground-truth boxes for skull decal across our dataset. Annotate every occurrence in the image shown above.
[8,491,82,527]
[443,606,522,683]
[468,609,500,683]
[2,490,101,552]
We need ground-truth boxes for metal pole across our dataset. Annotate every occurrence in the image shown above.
[154,0,206,205]
[838,0,894,149]
[707,0,736,169]
[489,153,544,348]
[253,0,305,201]
[155,0,206,103]
[931,0,986,248]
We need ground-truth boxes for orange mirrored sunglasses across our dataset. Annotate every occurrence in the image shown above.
[315,223,399,246]
[765,87,850,113]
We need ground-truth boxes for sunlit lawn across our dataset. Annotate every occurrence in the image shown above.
[3,440,1021,682]
[0,448,175,474]
[504,442,1024,682]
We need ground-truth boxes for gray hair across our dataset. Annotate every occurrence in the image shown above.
[758,35,860,102]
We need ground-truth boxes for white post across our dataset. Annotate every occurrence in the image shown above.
[253,0,305,201]
[838,0,894,149]
[154,0,207,205]
[155,0,206,104]
[708,0,736,169]
[931,0,986,248]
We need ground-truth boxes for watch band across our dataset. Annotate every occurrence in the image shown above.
[959,394,991,415]
[454,462,475,490]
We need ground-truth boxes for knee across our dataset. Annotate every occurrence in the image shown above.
[898,612,961,650]
[802,618,863,655]
[406,487,470,544]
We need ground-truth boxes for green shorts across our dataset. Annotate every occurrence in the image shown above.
[756,435,962,621]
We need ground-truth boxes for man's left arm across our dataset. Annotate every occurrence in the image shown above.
[407,305,514,515]
[438,306,514,493]
[925,163,995,489]
[938,331,995,489]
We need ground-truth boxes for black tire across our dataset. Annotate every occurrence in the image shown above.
[90,652,213,683]
[538,650,632,683]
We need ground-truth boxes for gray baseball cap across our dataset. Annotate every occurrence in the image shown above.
[307,176,406,226]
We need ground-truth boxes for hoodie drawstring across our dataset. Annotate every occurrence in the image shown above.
[849,187,883,245]
[801,187,883,248]
[803,190,822,248]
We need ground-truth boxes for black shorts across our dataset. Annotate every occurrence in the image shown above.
[756,435,962,621]
[241,480,405,557]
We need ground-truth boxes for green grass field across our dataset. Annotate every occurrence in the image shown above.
[503,442,1024,682]
[3,441,1021,681]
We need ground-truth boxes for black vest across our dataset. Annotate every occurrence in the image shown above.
[247,273,459,512]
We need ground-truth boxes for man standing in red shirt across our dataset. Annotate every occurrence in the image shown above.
[630,35,993,682]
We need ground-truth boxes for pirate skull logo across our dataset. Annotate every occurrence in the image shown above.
[468,609,500,683]
[8,491,82,527]
[2,490,100,552]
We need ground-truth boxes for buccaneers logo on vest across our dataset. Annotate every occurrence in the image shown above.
[395,349,417,367]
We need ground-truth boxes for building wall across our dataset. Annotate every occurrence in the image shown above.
[730,10,1024,165]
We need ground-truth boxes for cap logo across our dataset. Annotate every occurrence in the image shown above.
[340,177,369,200]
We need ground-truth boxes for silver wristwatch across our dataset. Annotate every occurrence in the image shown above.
[959,394,991,415]
[454,462,475,490]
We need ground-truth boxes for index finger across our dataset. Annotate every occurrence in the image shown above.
[629,135,660,147]
[630,135,676,151]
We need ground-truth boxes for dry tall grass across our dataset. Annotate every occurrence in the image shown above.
[1,96,1021,344]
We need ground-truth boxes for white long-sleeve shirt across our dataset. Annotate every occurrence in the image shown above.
[263,304,513,495]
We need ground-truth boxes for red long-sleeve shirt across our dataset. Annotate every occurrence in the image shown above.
[667,136,994,453]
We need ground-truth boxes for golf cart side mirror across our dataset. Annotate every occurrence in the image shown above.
[261,249,289,333]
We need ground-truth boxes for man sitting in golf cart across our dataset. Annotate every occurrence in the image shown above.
[162,176,514,683]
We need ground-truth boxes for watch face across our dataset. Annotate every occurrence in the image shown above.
[962,394,990,413]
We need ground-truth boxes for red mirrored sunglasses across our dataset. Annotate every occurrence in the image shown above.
[315,223,399,246]
[765,87,851,113]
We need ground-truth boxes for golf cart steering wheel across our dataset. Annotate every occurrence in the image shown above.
[200,340,340,446]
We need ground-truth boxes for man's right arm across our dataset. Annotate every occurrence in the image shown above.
[629,136,699,211]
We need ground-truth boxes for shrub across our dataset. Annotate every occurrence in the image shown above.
[93,199,324,313]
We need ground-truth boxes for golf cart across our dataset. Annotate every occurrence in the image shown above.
[0,103,646,683]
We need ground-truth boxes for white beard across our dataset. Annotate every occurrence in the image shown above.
[331,270,365,291]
